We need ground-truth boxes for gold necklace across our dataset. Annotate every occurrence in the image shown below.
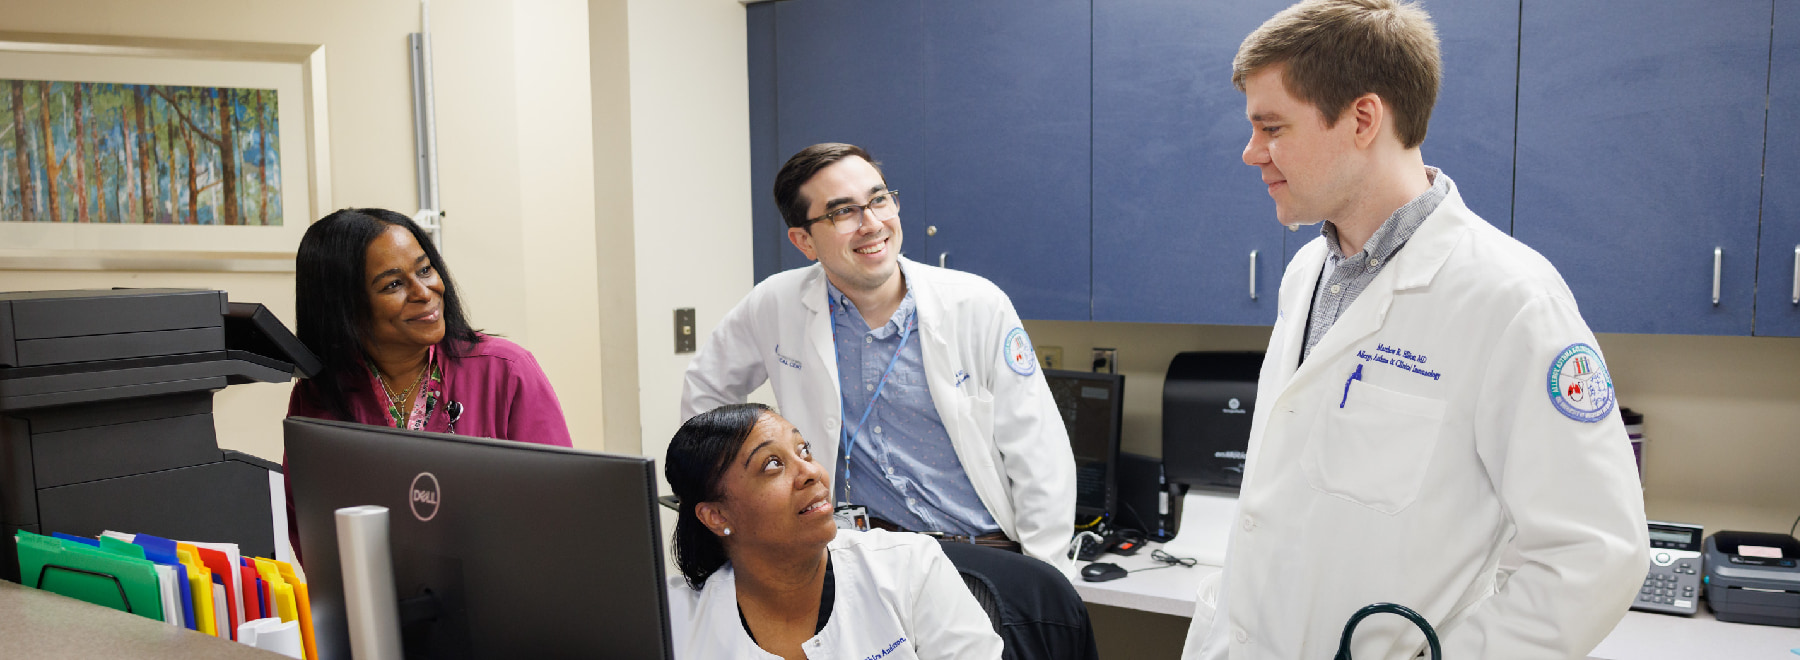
[377,361,429,412]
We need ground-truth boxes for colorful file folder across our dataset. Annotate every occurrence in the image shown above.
[14,531,163,621]
[196,547,243,639]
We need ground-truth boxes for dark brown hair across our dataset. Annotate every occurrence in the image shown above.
[1233,0,1441,149]
[773,143,884,229]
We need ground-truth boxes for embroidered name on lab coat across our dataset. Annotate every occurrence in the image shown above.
[1354,343,1443,381]
[774,344,802,370]
[861,636,907,660]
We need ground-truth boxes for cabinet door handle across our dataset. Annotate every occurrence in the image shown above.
[1712,247,1722,306]
[939,252,948,268]
[1249,250,1259,300]
[1792,245,1799,305]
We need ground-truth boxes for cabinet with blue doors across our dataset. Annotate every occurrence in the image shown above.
[751,0,1091,322]
[1513,0,1771,336]
[919,0,1092,321]
[1089,0,1291,325]
[751,0,1792,335]
[1424,0,1521,229]
[1087,0,1518,324]
[1756,2,1800,337]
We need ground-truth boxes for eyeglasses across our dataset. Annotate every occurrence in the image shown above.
[807,190,900,234]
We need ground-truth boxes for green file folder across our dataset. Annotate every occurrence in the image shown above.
[14,530,164,621]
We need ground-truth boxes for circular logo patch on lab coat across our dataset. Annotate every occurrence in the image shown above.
[1546,343,1614,423]
[1004,327,1037,376]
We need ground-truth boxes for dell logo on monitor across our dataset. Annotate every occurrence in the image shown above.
[410,472,441,522]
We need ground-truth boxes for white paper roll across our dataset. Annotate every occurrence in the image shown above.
[1159,490,1240,567]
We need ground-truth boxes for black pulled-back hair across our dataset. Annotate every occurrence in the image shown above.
[665,403,773,589]
[294,208,481,420]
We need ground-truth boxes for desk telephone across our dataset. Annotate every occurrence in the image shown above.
[1633,521,1703,615]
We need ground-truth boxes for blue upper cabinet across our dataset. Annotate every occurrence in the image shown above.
[920,0,1092,321]
[1425,0,1520,229]
[1513,1,1771,335]
[1757,3,1799,337]
[748,2,783,284]
[1091,0,1291,325]
[772,0,930,275]
[1090,0,1517,324]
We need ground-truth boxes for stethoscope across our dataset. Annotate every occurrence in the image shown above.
[1335,603,1441,660]
[829,296,917,504]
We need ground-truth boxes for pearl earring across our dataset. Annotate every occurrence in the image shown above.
[723,527,732,536]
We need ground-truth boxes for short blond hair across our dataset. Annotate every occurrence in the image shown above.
[1233,0,1440,149]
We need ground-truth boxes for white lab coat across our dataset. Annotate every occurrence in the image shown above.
[682,258,1076,568]
[670,529,1004,660]
[1184,184,1648,659]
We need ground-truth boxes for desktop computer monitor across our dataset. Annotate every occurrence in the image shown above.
[1043,369,1124,523]
[285,417,672,660]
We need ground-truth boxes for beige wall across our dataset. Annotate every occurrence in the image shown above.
[623,0,754,491]
[0,0,608,458]
[435,0,607,452]
[588,0,643,456]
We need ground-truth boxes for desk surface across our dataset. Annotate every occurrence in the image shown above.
[1069,542,1800,660]
[0,579,282,659]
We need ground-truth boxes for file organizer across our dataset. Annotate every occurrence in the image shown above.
[16,528,318,659]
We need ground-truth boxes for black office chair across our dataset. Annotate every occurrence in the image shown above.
[938,541,1100,660]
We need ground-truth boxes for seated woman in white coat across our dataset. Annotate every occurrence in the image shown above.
[665,403,1003,660]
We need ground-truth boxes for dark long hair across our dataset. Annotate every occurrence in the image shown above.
[665,403,773,589]
[294,208,480,420]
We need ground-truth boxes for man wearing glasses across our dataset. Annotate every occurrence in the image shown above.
[682,142,1076,569]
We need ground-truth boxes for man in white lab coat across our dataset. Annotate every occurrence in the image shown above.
[1184,1,1649,658]
[682,143,1076,569]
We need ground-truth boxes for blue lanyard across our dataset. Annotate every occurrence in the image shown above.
[831,299,916,489]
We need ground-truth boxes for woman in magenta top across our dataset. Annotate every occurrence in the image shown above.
[286,208,572,447]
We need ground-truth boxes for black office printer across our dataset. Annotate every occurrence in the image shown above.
[1162,351,1263,495]
[0,289,318,583]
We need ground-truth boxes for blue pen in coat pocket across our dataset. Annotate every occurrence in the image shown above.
[1340,364,1364,408]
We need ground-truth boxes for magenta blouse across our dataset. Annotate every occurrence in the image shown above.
[286,334,573,447]
[284,335,571,562]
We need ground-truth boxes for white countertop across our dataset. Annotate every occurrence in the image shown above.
[1068,542,1800,659]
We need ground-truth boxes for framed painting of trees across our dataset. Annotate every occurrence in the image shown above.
[0,32,328,271]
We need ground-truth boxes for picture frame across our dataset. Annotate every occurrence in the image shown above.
[0,31,330,272]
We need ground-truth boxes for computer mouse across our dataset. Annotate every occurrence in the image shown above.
[1081,562,1128,582]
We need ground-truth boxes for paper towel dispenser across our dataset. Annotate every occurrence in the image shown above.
[1162,351,1262,494]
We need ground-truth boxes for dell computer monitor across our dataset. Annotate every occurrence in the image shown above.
[285,417,672,660]
[1044,369,1124,522]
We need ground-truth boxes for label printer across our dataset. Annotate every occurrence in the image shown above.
[1703,531,1800,627]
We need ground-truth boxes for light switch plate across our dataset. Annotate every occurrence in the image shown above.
[675,308,696,354]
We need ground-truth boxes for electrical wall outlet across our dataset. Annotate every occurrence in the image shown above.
[1039,345,1064,370]
[675,308,696,354]
[1092,347,1117,374]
